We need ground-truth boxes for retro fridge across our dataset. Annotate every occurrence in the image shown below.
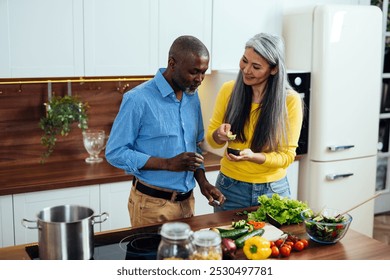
[283,5,382,237]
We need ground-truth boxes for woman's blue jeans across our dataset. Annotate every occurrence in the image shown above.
[214,172,291,212]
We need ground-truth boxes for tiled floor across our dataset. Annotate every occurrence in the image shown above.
[373,212,390,246]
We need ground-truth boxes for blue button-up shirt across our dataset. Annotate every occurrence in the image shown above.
[105,68,205,192]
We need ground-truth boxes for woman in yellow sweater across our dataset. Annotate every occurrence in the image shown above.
[206,33,303,212]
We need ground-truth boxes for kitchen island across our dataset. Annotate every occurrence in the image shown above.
[1,207,389,260]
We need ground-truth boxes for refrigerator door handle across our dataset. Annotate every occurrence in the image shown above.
[326,173,354,181]
[327,145,355,151]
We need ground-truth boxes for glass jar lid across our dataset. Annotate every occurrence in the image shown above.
[159,222,192,240]
[193,230,221,247]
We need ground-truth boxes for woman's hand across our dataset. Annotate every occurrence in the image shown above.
[226,148,266,164]
[213,123,233,145]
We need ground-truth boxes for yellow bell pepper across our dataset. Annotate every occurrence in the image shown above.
[243,236,272,260]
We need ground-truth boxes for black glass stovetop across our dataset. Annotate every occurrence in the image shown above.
[25,229,161,260]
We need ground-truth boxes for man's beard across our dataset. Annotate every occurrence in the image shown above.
[184,87,196,96]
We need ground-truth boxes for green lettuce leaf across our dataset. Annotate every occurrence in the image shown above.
[247,194,309,225]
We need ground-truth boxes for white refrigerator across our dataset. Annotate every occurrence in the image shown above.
[283,5,382,237]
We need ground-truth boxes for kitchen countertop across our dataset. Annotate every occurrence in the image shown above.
[1,206,389,260]
[0,152,222,196]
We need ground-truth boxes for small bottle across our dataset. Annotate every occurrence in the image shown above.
[191,230,222,260]
[156,222,195,260]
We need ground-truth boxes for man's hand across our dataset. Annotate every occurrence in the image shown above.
[199,180,226,207]
[167,152,204,172]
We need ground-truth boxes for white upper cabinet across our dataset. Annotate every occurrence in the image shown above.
[0,0,84,78]
[83,0,159,76]
[157,0,212,69]
[211,0,283,70]
[84,0,212,76]
[1,0,283,77]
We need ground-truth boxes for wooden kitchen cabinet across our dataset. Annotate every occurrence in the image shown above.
[0,195,14,247]
[0,0,84,78]
[13,185,100,245]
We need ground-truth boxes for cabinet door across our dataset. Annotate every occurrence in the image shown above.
[0,195,14,247]
[13,185,100,245]
[194,170,219,216]
[100,181,131,231]
[287,161,299,200]
[84,0,159,76]
[0,0,84,78]
[211,0,282,70]
[158,0,212,68]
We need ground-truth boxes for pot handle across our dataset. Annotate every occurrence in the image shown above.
[91,212,109,224]
[21,218,39,229]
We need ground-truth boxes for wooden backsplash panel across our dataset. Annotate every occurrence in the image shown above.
[0,79,148,167]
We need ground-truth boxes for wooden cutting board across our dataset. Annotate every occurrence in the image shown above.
[261,223,284,241]
[205,223,284,241]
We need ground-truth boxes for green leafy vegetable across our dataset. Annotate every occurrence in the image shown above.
[247,194,309,225]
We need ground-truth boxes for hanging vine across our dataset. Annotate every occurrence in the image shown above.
[39,95,89,163]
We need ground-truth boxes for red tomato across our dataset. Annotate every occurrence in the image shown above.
[285,241,295,247]
[300,239,309,248]
[275,239,284,247]
[270,246,280,257]
[293,241,305,251]
[270,241,275,247]
[280,245,291,257]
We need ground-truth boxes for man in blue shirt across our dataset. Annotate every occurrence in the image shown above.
[106,35,225,227]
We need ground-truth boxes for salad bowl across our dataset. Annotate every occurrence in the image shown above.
[301,208,352,244]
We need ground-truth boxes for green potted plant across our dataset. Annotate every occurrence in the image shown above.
[39,95,89,163]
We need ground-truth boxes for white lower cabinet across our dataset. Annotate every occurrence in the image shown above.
[13,185,100,245]
[287,161,299,200]
[194,171,219,216]
[0,195,14,247]
[100,181,132,230]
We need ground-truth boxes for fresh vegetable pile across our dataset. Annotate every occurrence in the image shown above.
[212,219,311,260]
[248,194,309,226]
[212,219,266,259]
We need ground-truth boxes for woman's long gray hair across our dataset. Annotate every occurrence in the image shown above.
[224,33,292,152]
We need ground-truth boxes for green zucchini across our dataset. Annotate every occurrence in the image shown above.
[219,227,249,239]
[234,228,265,248]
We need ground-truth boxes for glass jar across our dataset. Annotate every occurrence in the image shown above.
[156,222,195,260]
[190,230,222,260]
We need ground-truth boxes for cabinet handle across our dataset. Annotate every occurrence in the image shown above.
[327,145,355,151]
[326,173,354,181]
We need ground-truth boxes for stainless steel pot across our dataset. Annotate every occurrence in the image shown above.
[22,205,108,260]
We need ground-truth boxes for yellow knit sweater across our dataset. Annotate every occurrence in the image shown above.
[206,80,303,183]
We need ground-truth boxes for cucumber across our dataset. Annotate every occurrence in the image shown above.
[232,219,247,228]
[234,228,265,248]
[219,228,249,239]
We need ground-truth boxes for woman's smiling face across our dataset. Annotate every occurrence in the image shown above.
[239,47,277,87]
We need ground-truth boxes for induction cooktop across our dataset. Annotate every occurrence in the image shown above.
[25,231,161,260]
